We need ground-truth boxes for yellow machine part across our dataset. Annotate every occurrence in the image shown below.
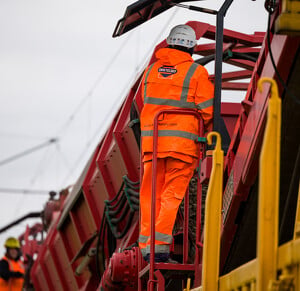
[256,77,281,290]
[275,0,300,35]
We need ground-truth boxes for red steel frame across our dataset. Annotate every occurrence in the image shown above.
[28,20,264,291]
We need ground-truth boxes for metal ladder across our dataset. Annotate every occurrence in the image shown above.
[138,109,206,291]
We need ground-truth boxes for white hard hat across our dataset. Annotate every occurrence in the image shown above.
[166,24,197,48]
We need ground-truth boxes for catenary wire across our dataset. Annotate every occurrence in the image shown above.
[0,139,58,167]
[60,7,179,185]
[55,33,134,138]
[0,188,49,195]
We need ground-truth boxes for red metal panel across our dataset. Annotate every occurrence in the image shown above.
[82,146,103,228]
[96,119,118,199]
[102,141,128,192]
[221,102,241,139]
[70,194,97,243]
[60,215,82,261]
[42,248,63,291]
[84,168,109,223]
[133,80,143,114]
[34,264,50,291]
[52,232,78,290]
[114,87,141,181]
[48,234,70,291]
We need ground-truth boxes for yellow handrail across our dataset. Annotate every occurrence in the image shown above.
[256,77,281,291]
[202,131,224,291]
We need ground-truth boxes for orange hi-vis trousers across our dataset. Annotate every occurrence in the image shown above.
[139,157,197,257]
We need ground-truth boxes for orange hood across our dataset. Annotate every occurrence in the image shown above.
[155,48,193,66]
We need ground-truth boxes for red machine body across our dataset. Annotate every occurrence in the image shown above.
[26,3,300,290]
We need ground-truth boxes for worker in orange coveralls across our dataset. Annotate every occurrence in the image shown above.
[139,24,214,263]
[0,237,24,291]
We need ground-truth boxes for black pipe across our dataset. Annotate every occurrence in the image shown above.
[109,211,135,239]
[108,204,130,224]
[213,0,234,134]
[0,212,41,234]
[126,188,140,198]
[104,182,125,205]
[105,195,127,214]
[123,175,140,189]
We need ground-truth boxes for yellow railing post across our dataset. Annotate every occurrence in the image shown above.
[256,78,281,291]
[202,132,224,291]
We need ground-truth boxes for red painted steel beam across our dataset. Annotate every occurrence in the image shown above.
[232,47,261,54]
[225,59,256,70]
[194,43,233,56]
[210,70,253,81]
[96,119,118,199]
[113,85,140,181]
[222,82,249,91]
[195,44,261,56]
[187,21,265,46]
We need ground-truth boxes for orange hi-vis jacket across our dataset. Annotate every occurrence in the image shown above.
[0,256,24,291]
[140,47,214,159]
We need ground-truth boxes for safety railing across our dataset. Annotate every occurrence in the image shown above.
[184,78,300,291]
[256,77,281,290]
[139,109,205,291]
[201,131,224,291]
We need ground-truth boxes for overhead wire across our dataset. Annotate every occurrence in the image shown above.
[0,188,49,195]
[19,32,132,192]
[28,32,135,190]
[55,33,134,138]
[2,6,178,201]
[0,139,58,167]
[0,131,53,141]
[60,7,179,185]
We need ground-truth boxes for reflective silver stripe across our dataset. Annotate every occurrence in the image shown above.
[180,63,199,102]
[196,98,214,110]
[139,234,149,243]
[144,63,155,101]
[141,129,198,141]
[155,231,173,244]
[144,96,196,109]
[145,244,170,254]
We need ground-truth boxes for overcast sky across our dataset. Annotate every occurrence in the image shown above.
[0,0,267,250]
